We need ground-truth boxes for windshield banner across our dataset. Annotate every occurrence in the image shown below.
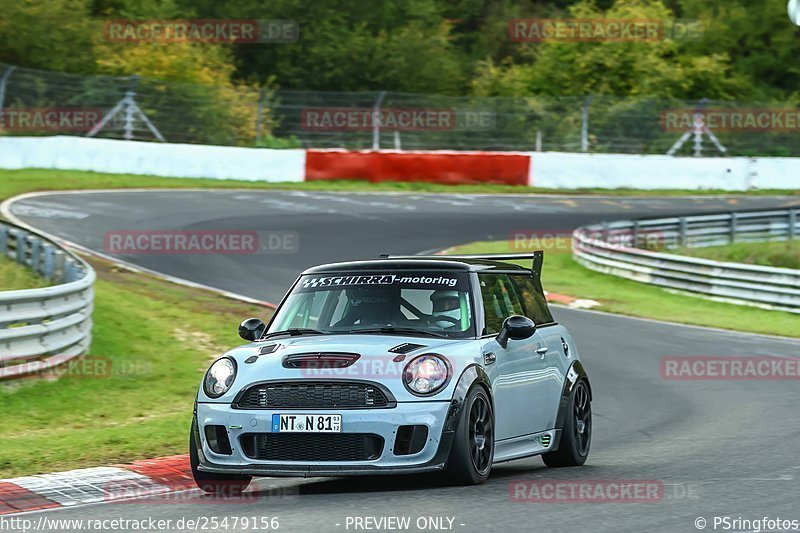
[298,273,468,291]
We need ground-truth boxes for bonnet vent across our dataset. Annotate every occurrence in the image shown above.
[388,343,426,354]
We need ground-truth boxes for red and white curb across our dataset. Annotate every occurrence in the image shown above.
[543,291,601,310]
[0,455,194,515]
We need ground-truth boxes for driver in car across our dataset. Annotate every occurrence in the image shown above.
[429,290,462,329]
[337,286,403,327]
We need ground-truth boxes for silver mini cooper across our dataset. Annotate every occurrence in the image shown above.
[191,253,592,492]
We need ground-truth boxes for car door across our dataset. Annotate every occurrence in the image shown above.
[507,273,568,431]
[478,272,552,440]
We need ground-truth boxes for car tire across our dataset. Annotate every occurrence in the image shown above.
[446,386,494,485]
[542,379,591,467]
[190,420,252,496]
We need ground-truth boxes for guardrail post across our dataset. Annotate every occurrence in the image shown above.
[789,210,797,240]
[601,222,610,243]
[632,220,640,248]
[53,250,66,282]
[30,238,41,274]
[0,226,7,257]
[730,212,738,244]
[679,217,688,247]
[43,244,56,280]
[15,231,26,265]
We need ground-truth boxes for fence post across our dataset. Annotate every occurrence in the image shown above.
[535,130,542,152]
[632,220,640,248]
[730,212,738,244]
[255,87,265,144]
[372,91,386,150]
[0,65,15,114]
[581,96,592,153]
[789,210,797,240]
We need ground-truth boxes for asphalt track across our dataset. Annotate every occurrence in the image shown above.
[5,191,800,533]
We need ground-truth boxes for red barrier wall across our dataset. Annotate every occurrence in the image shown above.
[306,150,530,186]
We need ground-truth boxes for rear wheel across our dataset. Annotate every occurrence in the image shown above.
[446,386,494,485]
[542,380,591,467]
[190,421,252,496]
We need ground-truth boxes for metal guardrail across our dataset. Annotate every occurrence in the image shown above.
[0,221,95,380]
[573,208,800,313]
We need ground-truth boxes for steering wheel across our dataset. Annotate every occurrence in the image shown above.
[426,315,461,327]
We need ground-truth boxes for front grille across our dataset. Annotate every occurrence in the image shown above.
[240,433,384,461]
[233,381,394,409]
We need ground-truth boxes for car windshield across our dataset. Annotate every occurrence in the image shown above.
[268,271,475,339]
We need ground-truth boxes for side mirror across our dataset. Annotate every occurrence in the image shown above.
[239,318,266,341]
[496,315,536,349]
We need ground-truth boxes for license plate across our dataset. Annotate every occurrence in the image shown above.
[272,414,342,433]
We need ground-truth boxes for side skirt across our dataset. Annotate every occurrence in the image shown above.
[492,429,561,464]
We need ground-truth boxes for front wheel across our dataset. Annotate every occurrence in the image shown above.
[190,421,252,496]
[542,380,591,467]
[446,386,494,485]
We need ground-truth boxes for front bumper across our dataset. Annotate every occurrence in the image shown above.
[194,400,454,477]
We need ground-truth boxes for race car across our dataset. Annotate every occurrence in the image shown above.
[191,253,592,492]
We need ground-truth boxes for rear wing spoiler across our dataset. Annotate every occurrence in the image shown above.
[379,251,544,277]
[445,252,544,277]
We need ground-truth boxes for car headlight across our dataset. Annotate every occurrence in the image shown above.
[204,357,237,398]
[403,354,450,396]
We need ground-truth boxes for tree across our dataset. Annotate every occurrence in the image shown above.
[472,0,748,100]
[0,0,96,73]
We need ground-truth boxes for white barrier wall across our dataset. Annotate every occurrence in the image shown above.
[1,136,799,189]
[0,136,306,182]
[528,152,800,190]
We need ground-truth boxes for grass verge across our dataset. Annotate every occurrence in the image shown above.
[0,257,273,478]
[447,240,800,339]
[1,168,799,199]
[0,256,49,290]
[674,240,800,269]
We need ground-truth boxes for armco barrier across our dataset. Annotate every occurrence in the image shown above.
[0,221,95,381]
[573,209,800,313]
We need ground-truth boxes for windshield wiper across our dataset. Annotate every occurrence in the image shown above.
[348,326,446,338]
[261,328,328,339]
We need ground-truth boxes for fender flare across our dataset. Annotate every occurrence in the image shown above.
[444,364,492,432]
[554,361,592,431]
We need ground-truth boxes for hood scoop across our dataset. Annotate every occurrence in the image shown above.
[282,352,361,369]
[388,343,427,354]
